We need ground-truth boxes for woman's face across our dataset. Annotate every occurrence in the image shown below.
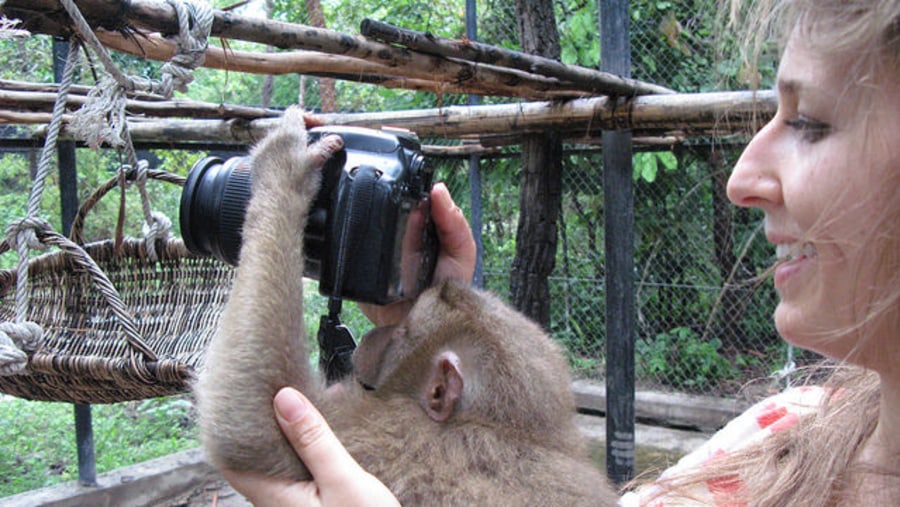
[727,31,899,370]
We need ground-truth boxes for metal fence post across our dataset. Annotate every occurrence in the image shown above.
[466,0,484,288]
[53,37,97,488]
[600,0,636,485]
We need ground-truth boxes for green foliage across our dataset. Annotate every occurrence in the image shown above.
[558,0,600,67]
[0,36,54,83]
[550,281,605,379]
[0,396,197,497]
[636,326,738,391]
[633,151,677,183]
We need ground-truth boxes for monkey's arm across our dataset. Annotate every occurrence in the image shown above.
[196,107,342,481]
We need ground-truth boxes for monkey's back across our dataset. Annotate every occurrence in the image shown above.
[325,389,618,506]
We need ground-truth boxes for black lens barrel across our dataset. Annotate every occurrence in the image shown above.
[180,156,252,266]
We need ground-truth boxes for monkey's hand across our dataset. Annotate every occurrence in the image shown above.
[245,106,343,236]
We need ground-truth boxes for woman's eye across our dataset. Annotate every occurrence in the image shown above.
[784,116,832,143]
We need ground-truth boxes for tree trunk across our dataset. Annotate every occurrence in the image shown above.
[509,0,563,328]
[305,0,336,112]
[260,0,274,108]
[708,148,752,349]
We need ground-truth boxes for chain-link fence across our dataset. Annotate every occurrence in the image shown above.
[416,1,809,399]
[0,0,813,400]
[431,144,809,399]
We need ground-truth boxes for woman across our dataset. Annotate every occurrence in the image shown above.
[621,1,900,504]
[225,0,899,505]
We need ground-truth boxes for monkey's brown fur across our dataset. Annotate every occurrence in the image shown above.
[196,107,619,506]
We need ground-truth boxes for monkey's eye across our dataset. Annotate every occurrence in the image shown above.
[360,381,375,391]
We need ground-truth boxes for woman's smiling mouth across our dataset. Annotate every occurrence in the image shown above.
[774,242,818,291]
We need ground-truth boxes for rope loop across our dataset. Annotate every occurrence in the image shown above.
[135,159,150,187]
[5,217,52,252]
[143,212,173,261]
[0,342,27,376]
[158,0,213,96]
[0,321,42,352]
[0,321,41,376]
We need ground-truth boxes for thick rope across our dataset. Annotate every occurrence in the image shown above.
[0,16,30,40]
[60,0,212,100]
[63,0,210,257]
[132,160,173,260]
[0,41,80,375]
[0,336,26,375]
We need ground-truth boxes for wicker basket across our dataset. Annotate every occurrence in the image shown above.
[0,170,234,404]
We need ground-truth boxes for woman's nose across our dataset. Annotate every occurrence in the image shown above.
[727,118,784,210]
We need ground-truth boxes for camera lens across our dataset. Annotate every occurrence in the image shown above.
[180,156,252,266]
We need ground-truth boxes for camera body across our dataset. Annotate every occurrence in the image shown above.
[179,125,438,305]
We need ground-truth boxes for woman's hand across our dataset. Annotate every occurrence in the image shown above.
[359,182,476,327]
[222,387,400,507]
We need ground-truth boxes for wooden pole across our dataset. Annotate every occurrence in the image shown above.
[0,87,281,119]
[2,0,631,99]
[360,18,674,96]
[31,90,772,143]
[93,30,583,100]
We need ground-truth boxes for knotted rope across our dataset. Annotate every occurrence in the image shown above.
[0,39,80,375]
[60,0,213,100]
[62,0,212,258]
[133,160,174,260]
[0,16,29,40]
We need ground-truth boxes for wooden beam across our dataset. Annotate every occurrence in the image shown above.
[93,30,582,100]
[360,18,674,96]
[38,90,773,143]
[1,0,618,99]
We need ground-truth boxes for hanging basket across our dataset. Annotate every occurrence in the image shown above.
[0,170,234,404]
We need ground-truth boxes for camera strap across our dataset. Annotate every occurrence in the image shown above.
[317,297,356,384]
[317,165,380,383]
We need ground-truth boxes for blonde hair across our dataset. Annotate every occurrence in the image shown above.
[637,2,900,505]
[729,0,900,85]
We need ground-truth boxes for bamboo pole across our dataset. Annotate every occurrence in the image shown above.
[360,18,674,97]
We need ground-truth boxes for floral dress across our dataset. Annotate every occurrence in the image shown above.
[619,386,828,506]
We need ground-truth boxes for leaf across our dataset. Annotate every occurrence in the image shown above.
[633,152,657,182]
[657,151,678,172]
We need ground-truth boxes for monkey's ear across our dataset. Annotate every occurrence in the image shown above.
[420,351,463,423]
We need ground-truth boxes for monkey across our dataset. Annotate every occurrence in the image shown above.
[195,107,619,506]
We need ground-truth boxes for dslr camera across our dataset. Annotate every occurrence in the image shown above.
[179,125,438,305]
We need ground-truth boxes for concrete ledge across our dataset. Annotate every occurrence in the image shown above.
[4,416,708,507]
[1,448,220,507]
[576,414,709,456]
[573,380,750,432]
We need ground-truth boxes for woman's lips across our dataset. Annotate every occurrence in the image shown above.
[773,243,816,291]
